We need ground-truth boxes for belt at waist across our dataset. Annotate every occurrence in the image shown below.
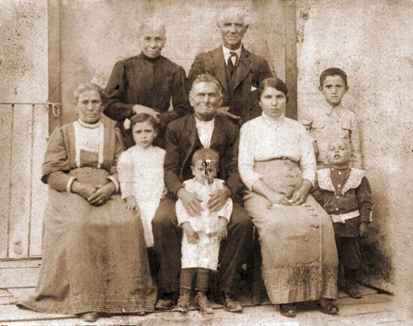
[330,210,360,224]
[256,157,299,165]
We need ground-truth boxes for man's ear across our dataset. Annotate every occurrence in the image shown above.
[318,86,323,92]
[189,91,195,107]
[217,95,223,108]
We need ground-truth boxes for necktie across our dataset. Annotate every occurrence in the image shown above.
[227,52,238,76]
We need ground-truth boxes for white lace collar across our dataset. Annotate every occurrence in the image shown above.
[317,168,365,194]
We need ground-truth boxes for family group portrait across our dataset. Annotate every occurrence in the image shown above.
[0,0,412,325]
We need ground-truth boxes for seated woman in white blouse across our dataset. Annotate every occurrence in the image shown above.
[238,78,339,318]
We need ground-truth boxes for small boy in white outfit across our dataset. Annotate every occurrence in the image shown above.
[175,148,232,314]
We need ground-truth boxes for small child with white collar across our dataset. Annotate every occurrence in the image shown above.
[174,148,232,314]
[312,138,373,298]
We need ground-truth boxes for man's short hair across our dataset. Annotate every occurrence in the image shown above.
[74,82,104,104]
[218,7,249,27]
[192,148,220,167]
[320,68,348,88]
[191,74,223,98]
[138,19,166,38]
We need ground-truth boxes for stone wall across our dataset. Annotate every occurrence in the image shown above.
[296,0,413,318]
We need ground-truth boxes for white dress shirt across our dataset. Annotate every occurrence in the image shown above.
[239,114,316,190]
[195,117,215,148]
[222,44,242,66]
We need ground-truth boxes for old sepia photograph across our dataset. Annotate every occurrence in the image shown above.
[0,0,412,325]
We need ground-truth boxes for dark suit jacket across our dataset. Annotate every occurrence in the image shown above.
[188,46,273,124]
[164,114,243,200]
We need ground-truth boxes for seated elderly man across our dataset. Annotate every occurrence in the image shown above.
[104,20,190,148]
[152,74,253,313]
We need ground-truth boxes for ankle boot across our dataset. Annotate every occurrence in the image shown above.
[195,291,213,314]
[345,269,362,299]
[175,288,191,313]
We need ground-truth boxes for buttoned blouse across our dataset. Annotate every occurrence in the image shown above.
[239,114,316,190]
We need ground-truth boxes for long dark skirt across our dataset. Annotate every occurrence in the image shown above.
[19,168,157,315]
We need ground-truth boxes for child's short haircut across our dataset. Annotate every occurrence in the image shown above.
[328,138,352,151]
[130,113,159,129]
[320,68,348,88]
[192,148,220,167]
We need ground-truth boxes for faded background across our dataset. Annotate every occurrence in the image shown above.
[0,0,412,321]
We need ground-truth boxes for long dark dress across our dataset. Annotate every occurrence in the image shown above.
[18,121,157,315]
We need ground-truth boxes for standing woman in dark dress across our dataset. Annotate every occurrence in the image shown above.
[18,82,157,322]
[104,20,190,148]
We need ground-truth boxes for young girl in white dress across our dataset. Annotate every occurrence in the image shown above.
[118,113,166,248]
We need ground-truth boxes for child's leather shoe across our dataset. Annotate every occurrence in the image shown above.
[174,288,191,313]
[195,291,213,314]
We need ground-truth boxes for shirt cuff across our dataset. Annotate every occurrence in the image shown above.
[301,173,315,187]
[361,211,373,223]
[67,177,77,193]
[107,176,119,193]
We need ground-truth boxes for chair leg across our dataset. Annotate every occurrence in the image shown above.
[252,227,264,305]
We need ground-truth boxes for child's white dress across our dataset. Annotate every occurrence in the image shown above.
[176,178,233,271]
[118,145,166,247]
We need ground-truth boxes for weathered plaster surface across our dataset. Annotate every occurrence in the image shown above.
[0,0,48,103]
[296,0,413,318]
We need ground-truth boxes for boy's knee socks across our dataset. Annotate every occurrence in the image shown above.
[196,268,211,292]
[180,268,196,290]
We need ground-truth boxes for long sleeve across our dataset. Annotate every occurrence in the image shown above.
[164,125,184,195]
[117,151,134,199]
[257,58,273,86]
[46,171,73,192]
[356,177,373,222]
[224,123,244,198]
[238,122,262,190]
[107,128,124,190]
[311,182,325,207]
[349,115,363,169]
[299,130,317,185]
[158,66,190,128]
[104,61,134,121]
[41,127,72,191]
